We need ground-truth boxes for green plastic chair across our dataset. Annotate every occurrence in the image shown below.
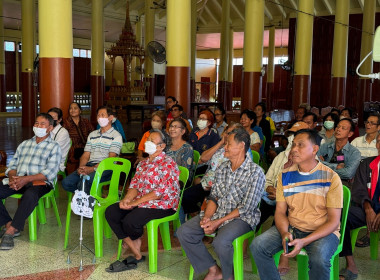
[64,157,131,258]
[116,166,189,274]
[350,226,379,260]
[273,185,351,280]
[193,150,200,170]
[251,150,260,165]
[188,230,256,280]
[3,189,61,241]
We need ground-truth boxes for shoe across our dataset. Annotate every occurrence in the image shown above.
[0,228,21,238]
[355,235,370,247]
[0,234,14,250]
[339,268,358,280]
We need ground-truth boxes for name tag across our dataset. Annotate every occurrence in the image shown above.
[337,155,344,161]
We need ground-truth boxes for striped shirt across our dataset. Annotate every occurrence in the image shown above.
[85,127,122,163]
[5,136,61,184]
[276,162,343,237]
[351,134,378,159]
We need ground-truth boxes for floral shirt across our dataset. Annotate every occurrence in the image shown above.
[130,152,180,210]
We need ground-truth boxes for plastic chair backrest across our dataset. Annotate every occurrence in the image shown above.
[193,150,200,170]
[251,150,260,165]
[339,185,351,248]
[90,157,132,203]
[178,166,189,210]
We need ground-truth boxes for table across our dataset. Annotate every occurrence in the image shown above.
[190,102,223,117]
[125,104,164,122]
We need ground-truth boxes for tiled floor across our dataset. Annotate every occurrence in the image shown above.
[0,115,380,280]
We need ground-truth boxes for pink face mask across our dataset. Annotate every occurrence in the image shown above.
[97,117,109,127]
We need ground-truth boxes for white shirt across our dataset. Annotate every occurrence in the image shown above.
[50,124,71,171]
[351,134,377,159]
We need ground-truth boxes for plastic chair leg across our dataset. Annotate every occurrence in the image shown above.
[44,197,51,208]
[147,223,159,274]
[64,192,73,249]
[37,199,47,224]
[104,218,112,239]
[189,265,194,280]
[370,231,379,260]
[50,194,62,227]
[297,255,309,280]
[331,255,339,280]
[117,240,123,260]
[28,208,38,241]
[93,210,104,258]
[233,238,244,280]
[350,226,366,253]
[159,222,171,251]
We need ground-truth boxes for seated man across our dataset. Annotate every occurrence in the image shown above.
[0,113,61,250]
[318,118,361,184]
[105,130,180,272]
[177,127,265,280]
[340,107,360,142]
[302,112,322,145]
[251,129,343,280]
[339,132,380,280]
[62,106,122,194]
[351,113,380,159]
[165,104,192,133]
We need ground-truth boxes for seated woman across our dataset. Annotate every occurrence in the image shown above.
[212,107,228,137]
[255,102,272,152]
[166,118,193,176]
[135,110,167,167]
[240,109,261,154]
[189,110,220,174]
[48,107,71,173]
[319,112,339,145]
[182,122,244,216]
[63,102,94,174]
[105,130,180,272]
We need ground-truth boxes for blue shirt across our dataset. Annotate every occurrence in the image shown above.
[317,140,361,180]
[189,128,220,154]
[253,126,264,155]
[6,136,62,184]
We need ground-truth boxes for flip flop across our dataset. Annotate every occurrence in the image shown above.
[339,268,358,280]
[124,255,146,264]
[355,235,370,247]
[105,259,137,273]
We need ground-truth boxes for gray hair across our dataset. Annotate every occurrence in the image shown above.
[228,127,250,153]
[150,129,167,145]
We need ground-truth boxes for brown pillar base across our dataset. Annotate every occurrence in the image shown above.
[218,80,228,109]
[91,75,105,125]
[190,79,195,103]
[242,71,262,111]
[39,57,73,119]
[266,82,274,111]
[358,78,373,123]
[226,81,232,111]
[0,74,5,112]
[330,77,346,107]
[21,72,36,127]
[166,66,190,115]
[293,75,310,112]
[145,77,156,105]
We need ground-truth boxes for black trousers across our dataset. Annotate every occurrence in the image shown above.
[340,205,367,257]
[105,203,175,240]
[256,199,276,230]
[0,181,52,231]
[181,183,210,214]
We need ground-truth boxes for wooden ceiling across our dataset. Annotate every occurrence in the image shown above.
[2,0,380,50]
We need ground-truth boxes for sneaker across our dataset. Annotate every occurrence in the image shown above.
[0,234,14,250]
[0,228,21,238]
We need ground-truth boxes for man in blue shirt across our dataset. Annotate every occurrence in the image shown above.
[0,113,61,250]
[317,118,361,183]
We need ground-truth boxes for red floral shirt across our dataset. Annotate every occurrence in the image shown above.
[130,152,180,210]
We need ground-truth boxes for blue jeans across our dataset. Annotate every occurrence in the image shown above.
[250,225,339,280]
[62,163,112,194]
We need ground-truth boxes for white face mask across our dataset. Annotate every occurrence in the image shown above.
[324,120,335,130]
[197,119,208,130]
[151,121,161,129]
[33,126,48,138]
[340,115,347,120]
[98,117,109,127]
[144,141,157,155]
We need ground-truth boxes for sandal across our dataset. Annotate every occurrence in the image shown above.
[355,235,370,247]
[339,268,358,280]
[124,255,146,264]
[0,228,20,239]
[105,259,137,273]
[0,234,14,250]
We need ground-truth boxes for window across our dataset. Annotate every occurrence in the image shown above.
[73,48,79,57]
[80,49,87,58]
[36,45,39,54]
[87,50,91,58]
[4,41,15,52]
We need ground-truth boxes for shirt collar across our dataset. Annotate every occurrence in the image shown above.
[99,127,114,135]
[226,153,251,172]
[363,134,376,144]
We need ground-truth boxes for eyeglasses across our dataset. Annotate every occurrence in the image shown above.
[364,121,379,126]
[169,125,184,129]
